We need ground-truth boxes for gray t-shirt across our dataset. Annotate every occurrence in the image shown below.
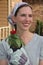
[0,34,43,65]
[24,34,43,65]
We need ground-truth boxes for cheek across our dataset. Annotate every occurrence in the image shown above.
[30,18,33,22]
[17,18,23,24]
[18,16,25,21]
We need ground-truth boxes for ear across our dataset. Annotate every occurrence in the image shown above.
[11,16,16,23]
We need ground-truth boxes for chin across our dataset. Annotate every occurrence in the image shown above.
[22,28,29,31]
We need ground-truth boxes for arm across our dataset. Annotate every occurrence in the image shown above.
[0,59,8,65]
[39,60,43,65]
[0,40,9,65]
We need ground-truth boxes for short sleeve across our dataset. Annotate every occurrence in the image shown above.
[40,36,43,60]
[0,41,7,59]
[0,39,13,60]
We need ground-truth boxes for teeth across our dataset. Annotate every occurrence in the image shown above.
[23,23,29,25]
[24,24,28,25]
[23,23,29,27]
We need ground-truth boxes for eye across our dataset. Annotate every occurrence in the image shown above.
[20,14,26,17]
[29,14,32,17]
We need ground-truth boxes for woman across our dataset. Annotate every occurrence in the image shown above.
[0,2,43,65]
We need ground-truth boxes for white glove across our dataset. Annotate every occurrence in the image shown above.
[10,47,31,65]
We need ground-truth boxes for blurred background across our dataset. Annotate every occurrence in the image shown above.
[0,0,43,40]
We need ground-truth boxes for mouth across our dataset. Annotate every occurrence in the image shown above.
[23,23,30,27]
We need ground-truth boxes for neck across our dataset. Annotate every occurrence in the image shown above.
[16,29,34,45]
[16,28,32,38]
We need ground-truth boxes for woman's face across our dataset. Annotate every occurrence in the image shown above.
[14,6,33,31]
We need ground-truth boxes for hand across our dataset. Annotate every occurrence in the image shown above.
[10,47,31,65]
[18,47,31,65]
[18,53,27,65]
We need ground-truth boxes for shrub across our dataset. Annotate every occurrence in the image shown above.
[35,20,43,36]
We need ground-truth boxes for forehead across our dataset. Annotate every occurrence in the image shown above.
[17,6,32,14]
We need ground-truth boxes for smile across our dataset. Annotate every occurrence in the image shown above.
[23,23,30,27]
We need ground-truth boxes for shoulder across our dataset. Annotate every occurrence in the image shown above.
[36,34,43,42]
[0,39,11,53]
[34,33,43,41]
[0,39,13,55]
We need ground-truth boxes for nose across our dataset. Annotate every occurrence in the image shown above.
[25,16,29,21]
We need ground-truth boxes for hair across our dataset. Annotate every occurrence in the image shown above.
[14,4,32,17]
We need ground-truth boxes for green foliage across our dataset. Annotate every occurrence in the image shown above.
[8,34,24,48]
[35,20,43,36]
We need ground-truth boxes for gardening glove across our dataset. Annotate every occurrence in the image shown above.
[10,47,31,65]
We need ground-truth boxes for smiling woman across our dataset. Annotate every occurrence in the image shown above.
[0,1,43,65]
